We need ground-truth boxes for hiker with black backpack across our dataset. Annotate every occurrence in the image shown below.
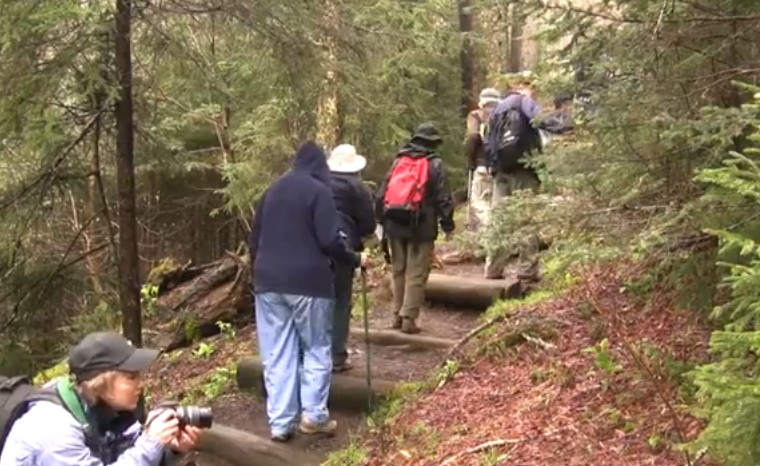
[375,123,455,334]
[483,74,543,281]
[0,331,202,466]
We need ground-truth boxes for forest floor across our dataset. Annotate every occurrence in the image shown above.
[143,237,716,466]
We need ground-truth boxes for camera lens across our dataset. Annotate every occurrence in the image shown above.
[175,406,213,429]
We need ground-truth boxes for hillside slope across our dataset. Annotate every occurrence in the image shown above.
[351,262,714,466]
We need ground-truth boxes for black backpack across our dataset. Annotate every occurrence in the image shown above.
[0,375,63,455]
[487,95,537,173]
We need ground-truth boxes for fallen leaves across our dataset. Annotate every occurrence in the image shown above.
[363,261,715,466]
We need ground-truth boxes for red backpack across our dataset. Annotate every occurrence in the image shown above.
[382,154,430,224]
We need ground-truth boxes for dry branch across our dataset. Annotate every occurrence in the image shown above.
[439,439,519,466]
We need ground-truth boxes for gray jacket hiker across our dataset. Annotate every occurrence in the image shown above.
[0,332,190,466]
[0,399,164,466]
[375,123,455,334]
[484,80,542,281]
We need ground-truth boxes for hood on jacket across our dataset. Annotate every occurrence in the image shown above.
[293,141,331,184]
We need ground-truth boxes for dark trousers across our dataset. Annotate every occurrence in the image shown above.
[332,262,355,367]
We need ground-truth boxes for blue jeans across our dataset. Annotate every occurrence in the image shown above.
[255,292,334,436]
[332,263,355,367]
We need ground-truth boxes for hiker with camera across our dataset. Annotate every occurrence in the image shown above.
[0,331,204,466]
[375,123,455,334]
[483,73,543,281]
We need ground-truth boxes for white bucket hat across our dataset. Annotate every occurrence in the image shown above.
[327,144,367,174]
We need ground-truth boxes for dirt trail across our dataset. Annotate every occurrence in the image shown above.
[156,251,508,466]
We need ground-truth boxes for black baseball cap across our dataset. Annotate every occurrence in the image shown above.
[69,332,159,382]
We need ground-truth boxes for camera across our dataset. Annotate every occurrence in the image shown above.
[154,401,213,429]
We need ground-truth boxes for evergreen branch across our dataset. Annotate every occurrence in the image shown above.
[534,1,760,24]
[0,213,108,335]
[0,114,100,212]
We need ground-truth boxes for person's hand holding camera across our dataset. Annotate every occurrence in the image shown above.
[144,409,180,445]
[169,425,202,453]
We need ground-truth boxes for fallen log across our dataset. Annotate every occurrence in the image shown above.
[146,258,224,294]
[162,256,241,312]
[198,424,314,466]
[151,255,251,352]
[236,357,396,412]
[425,273,522,310]
[348,327,455,349]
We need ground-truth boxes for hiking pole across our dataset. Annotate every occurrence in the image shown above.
[360,266,373,411]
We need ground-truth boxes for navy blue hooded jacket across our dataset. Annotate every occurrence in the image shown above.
[249,142,359,299]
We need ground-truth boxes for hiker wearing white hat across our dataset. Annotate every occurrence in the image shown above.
[327,144,376,372]
[327,144,367,174]
[465,87,502,229]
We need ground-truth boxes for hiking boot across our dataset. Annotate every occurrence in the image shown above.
[401,318,421,334]
[298,417,338,436]
[270,431,293,443]
[391,315,403,329]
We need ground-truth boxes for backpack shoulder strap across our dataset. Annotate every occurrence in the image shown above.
[53,377,88,426]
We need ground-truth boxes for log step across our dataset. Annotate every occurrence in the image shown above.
[236,357,396,413]
[348,327,455,349]
[425,273,522,310]
[198,424,316,466]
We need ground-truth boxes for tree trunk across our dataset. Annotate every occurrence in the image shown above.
[84,103,105,295]
[508,3,524,72]
[458,0,476,118]
[114,0,142,346]
[315,0,340,147]
[479,0,509,80]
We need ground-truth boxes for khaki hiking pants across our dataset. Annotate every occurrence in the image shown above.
[470,166,492,227]
[390,238,433,320]
[484,168,541,280]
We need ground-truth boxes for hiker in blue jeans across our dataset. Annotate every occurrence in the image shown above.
[249,141,363,442]
[326,144,376,372]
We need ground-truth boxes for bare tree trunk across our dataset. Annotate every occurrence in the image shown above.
[85,138,104,295]
[479,1,508,80]
[114,0,142,346]
[458,0,476,118]
[508,4,524,73]
[316,0,340,147]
